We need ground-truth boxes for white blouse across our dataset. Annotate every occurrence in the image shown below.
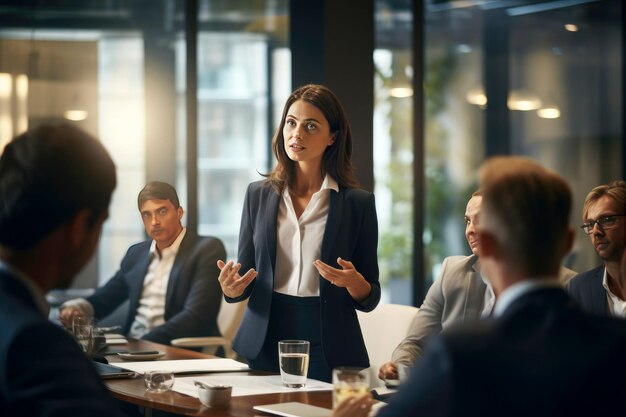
[273,175,338,297]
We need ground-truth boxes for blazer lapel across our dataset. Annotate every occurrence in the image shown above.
[591,267,608,314]
[164,233,194,311]
[320,189,342,265]
[463,257,486,320]
[264,190,280,281]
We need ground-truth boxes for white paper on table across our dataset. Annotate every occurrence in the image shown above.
[104,334,127,345]
[173,374,333,398]
[117,358,249,374]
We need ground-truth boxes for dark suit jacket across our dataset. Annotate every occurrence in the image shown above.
[88,232,225,344]
[0,269,127,417]
[378,287,626,417]
[566,265,608,315]
[228,181,381,368]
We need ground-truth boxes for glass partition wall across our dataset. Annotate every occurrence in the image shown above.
[0,0,622,307]
[0,1,289,288]
[375,0,623,304]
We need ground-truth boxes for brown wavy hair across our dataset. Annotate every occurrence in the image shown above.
[582,180,626,221]
[264,84,359,193]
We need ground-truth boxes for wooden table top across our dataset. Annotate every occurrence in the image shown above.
[103,339,334,416]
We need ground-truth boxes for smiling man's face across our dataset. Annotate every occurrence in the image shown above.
[465,195,482,256]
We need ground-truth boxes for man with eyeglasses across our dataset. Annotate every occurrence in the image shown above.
[371,157,626,417]
[567,180,626,317]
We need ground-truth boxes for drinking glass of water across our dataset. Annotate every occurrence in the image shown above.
[72,316,95,357]
[278,340,310,388]
[332,367,369,408]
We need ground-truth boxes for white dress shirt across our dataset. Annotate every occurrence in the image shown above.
[602,268,626,318]
[273,175,338,297]
[128,228,186,338]
[62,228,187,338]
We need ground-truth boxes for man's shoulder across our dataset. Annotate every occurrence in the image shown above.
[182,233,226,257]
[0,290,43,338]
[568,265,604,290]
[0,292,76,361]
[441,255,478,275]
[126,239,152,254]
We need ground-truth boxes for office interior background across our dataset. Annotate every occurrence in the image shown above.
[0,0,623,307]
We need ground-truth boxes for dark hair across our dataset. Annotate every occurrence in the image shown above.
[0,122,116,249]
[137,181,180,210]
[265,84,359,193]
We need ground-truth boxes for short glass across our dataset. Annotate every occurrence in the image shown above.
[278,340,310,388]
[332,367,369,408]
[144,371,175,393]
[72,316,95,357]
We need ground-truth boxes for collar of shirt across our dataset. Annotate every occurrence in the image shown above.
[149,227,187,260]
[316,174,339,194]
[479,268,497,318]
[493,278,561,318]
[0,259,49,316]
[274,174,337,296]
[602,267,626,317]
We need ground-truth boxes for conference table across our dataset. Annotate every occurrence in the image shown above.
[103,339,334,417]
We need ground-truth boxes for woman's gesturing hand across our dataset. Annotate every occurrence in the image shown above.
[217,260,257,298]
[313,257,372,302]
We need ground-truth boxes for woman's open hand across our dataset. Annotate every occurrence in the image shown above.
[217,260,257,298]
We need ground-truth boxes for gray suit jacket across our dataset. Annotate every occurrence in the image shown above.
[392,255,484,365]
[392,255,577,366]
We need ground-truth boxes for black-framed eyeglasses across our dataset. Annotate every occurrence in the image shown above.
[580,215,626,234]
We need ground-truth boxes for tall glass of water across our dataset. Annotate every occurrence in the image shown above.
[278,340,310,388]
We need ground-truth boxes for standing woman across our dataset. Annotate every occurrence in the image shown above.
[217,84,380,382]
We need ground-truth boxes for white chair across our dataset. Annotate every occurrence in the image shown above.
[171,298,248,359]
[357,303,419,387]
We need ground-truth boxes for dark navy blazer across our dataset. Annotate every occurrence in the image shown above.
[0,270,126,416]
[227,180,381,369]
[87,232,225,344]
[566,265,608,316]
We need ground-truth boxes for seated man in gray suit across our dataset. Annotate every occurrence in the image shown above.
[60,181,225,345]
[374,156,626,417]
[379,190,576,382]
[567,180,626,317]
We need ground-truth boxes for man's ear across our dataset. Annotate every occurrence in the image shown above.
[177,206,184,220]
[64,209,95,249]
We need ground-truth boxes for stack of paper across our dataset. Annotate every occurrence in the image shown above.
[174,374,333,398]
[104,333,127,345]
[117,358,250,374]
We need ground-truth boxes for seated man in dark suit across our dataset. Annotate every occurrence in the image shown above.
[0,123,128,416]
[60,181,225,345]
[373,156,626,417]
[567,180,626,317]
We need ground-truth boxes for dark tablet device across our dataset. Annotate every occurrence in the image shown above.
[93,361,136,379]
